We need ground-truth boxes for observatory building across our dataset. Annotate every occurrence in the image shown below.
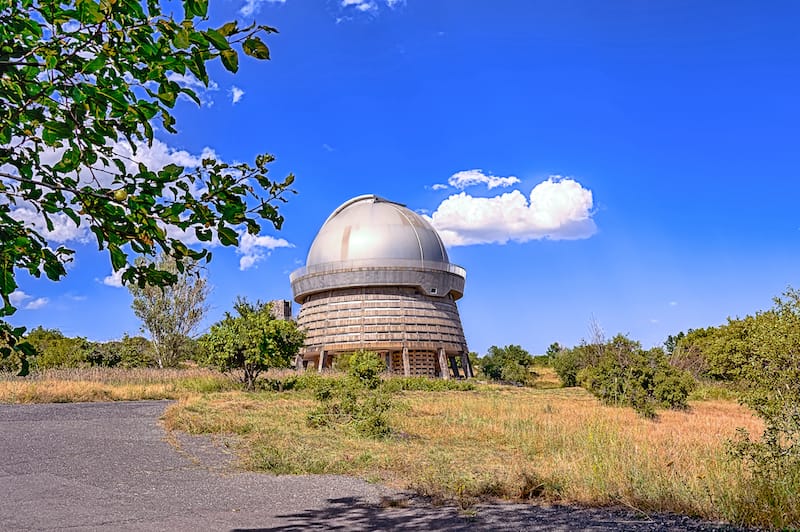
[289,194,472,379]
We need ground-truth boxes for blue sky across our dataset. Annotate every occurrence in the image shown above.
[9,0,800,355]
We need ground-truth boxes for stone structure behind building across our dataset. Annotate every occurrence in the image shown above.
[268,299,292,321]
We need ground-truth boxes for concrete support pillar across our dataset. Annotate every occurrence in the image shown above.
[384,352,392,373]
[448,356,460,378]
[402,347,410,377]
[294,354,304,372]
[460,352,474,378]
[437,348,450,380]
[317,351,326,372]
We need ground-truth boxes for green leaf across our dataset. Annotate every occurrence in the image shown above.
[157,84,177,107]
[173,28,190,49]
[184,0,208,17]
[42,121,72,144]
[220,49,238,73]
[53,147,82,173]
[217,226,238,246]
[16,356,29,377]
[83,55,106,74]
[218,21,238,36]
[243,37,270,60]
[204,28,230,50]
[109,245,128,271]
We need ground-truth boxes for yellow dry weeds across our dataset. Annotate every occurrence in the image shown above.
[163,386,768,524]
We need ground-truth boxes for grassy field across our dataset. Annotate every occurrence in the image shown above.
[0,367,237,402]
[1,367,793,528]
[161,374,783,528]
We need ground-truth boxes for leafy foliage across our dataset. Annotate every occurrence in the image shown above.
[545,342,563,363]
[381,376,476,392]
[727,288,800,522]
[346,349,385,389]
[89,334,154,367]
[551,343,599,387]
[23,326,91,369]
[672,319,757,381]
[129,254,209,367]
[201,297,305,390]
[0,0,294,369]
[0,327,156,370]
[478,344,536,386]
[307,350,393,438]
[556,334,695,418]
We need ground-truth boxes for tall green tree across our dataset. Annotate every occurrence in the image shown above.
[129,254,209,367]
[201,298,305,390]
[0,0,294,372]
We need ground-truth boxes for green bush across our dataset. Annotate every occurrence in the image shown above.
[552,344,596,387]
[26,327,92,369]
[85,335,155,368]
[306,376,392,438]
[478,345,536,386]
[575,335,695,418]
[307,350,393,438]
[724,288,800,527]
[382,377,475,392]
[347,349,385,389]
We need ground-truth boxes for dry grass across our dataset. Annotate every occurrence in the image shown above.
[0,367,235,403]
[163,385,776,526]
[2,367,788,527]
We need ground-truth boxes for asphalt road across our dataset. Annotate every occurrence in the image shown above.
[0,401,751,531]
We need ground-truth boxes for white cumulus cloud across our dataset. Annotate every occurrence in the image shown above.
[9,290,30,306]
[7,207,90,244]
[25,297,49,310]
[240,0,286,17]
[426,176,597,246]
[230,86,245,104]
[342,0,377,12]
[237,232,293,270]
[102,269,126,288]
[8,290,48,309]
[447,169,520,190]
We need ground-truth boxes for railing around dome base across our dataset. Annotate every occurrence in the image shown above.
[289,258,466,283]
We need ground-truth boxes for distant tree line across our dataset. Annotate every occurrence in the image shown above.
[0,326,161,371]
[1,254,305,382]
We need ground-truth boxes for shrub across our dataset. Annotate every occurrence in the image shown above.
[552,344,597,387]
[307,350,393,438]
[347,350,385,389]
[382,377,475,392]
[478,345,536,386]
[725,288,800,527]
[26,327,92,369]
[576,336,695,418]
[307,377,392,438]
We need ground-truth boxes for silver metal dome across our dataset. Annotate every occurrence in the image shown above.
[290,194,466,303]
[306,195,449,266]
